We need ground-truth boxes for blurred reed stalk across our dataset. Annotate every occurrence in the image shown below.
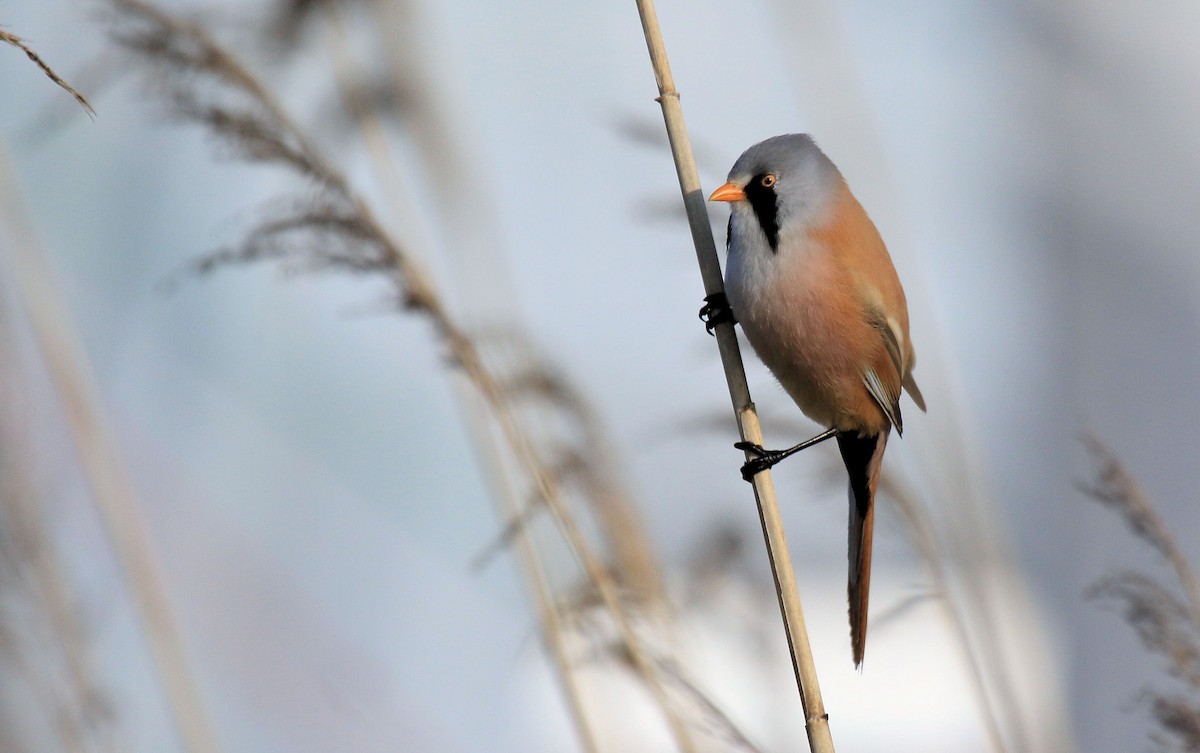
[632,2,835,751]
[318,11,601,751]
[0,388,108,753]
[0,286,113,752]
[880,473,1009,753]
[0,32,116,753]
[358,0,668,609]
[457,388,603,753]
[110,1,697,749]
[0,135,220,752]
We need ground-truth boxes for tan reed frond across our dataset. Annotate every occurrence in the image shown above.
[1081,433,1200,752]
[0,29,94,116]
[654,657,766,753]
[1089,572,1200,688]
[110,2,696,748]
[1080,434,1175,560]
[266,0,376,48]
[1149,693,1200,751]
[477,329,666,604]
[1081,433,1200,627]
[266,0,323,44]
[110,1,337,181]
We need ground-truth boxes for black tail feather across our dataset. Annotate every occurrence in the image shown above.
[837,431,887,667]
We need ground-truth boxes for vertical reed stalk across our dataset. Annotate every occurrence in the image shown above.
[454,330,699,753]
[884,477,1010,753]
[362,0,669,607]
[109,1,694,745]
[0,139,220,753]
[631,3,835,751]
[0,455,111,753]
[455,387,603,753]
[320,14,602,752]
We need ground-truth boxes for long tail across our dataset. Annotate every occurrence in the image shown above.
[837,429,889,668]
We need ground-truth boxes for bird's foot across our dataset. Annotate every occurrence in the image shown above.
[734,441,786,482]
[733,428,840,482]
[699,292,737,335]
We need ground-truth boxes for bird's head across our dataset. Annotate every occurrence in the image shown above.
[709,133,842,252]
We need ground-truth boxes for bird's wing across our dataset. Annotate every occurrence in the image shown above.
[863,366,903,435]
[864,316,905,434]
[880,316,927,412]
[903,370,926,413]
[878,316,906,377]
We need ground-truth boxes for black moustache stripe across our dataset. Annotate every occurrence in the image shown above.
[744,174,779,253]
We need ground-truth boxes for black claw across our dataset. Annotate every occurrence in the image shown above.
[734,441,765,457]
[735,441,783,482]
[740,457,772,482]
[734,455,772,484]
[699,292,737,335]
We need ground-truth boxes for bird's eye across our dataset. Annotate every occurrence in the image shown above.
[760,174,777,188]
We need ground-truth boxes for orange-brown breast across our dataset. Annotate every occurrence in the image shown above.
[737,181,907,435]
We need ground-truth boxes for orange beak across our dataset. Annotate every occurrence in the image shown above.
[708,182,746,202]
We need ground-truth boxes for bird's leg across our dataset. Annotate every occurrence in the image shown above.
[698,292,737,335]
[735,428,839,482]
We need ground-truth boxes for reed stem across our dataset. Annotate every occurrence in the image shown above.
[0,138,220,753]
[321,15,602,751]
[631,2,835,750]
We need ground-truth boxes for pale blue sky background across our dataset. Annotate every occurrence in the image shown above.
[3,1,1199,752]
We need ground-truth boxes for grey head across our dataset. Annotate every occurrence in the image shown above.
[723,134,843,252]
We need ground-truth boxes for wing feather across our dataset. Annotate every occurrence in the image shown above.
[867,313,925,423]
[863,367,903,435]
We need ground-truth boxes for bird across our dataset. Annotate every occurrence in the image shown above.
[708,133,925,667]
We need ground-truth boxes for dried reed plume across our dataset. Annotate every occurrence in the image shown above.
[1081,433,1200,751]
[473,328,665,602]
[108,1,700,749]
[1,28,94,116]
